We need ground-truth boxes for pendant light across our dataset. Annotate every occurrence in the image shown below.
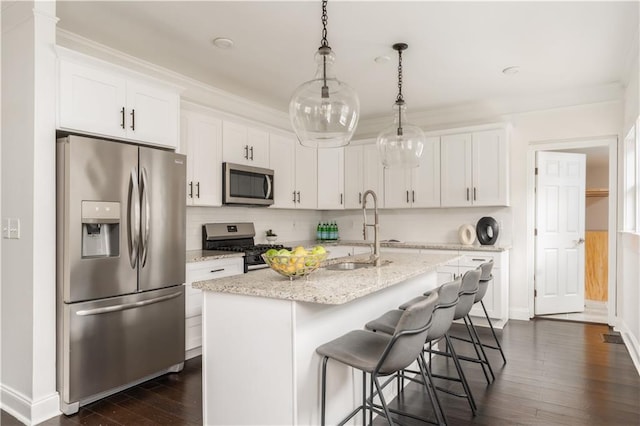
[377,43,425,168]
[289,0,359,148]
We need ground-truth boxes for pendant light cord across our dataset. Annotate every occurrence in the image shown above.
[396,48,404,136]
[320,0,330,98]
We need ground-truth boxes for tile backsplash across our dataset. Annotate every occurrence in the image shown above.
[187,205,512,250]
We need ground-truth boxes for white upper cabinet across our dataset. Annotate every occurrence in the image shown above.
[222,121,269,168]
[317,148,345,209]
[58,57,179,149]
[344,142,384,209]
[181,110,222,206]
[384,136,440,208]
[441,129,508,207]
[294,143,318,209]
[269,134,317,209]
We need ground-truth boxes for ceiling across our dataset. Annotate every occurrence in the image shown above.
[55,1,638,120]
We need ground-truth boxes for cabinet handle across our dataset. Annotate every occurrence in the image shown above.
[130,109,135,131]
[244,145,249,159]
[189,181,193,198]
[210,268,225,273]
[120,107,125,129]
[340,193,343,205]
[358,192,362,204]
[297,191,301,203]
[474,187,477,201]
[249,146,254,160]
[466,188,470,201]
[472,258,487,262]
[412,190,415,203]
[293,191,297,203]
[406,190,409,203]
[196,182,200,198]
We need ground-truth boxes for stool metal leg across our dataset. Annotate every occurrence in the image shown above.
[444,334,477,414]
[467,315,495,382]
[462,316,491,384]
[362,371,366,426]
[321,356,329,426]
[481,300,507,364]
[373,376,393,426]
[419,353,447,426]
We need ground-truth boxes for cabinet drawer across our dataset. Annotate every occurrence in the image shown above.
[186,257,244,283]
[458,251,501,269]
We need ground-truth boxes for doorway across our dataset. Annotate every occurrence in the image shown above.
[527,137,617,325]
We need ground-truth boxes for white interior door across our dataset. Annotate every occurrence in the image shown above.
[535,151,586,315]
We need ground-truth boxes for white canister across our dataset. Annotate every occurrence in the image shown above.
[458,224,476,245]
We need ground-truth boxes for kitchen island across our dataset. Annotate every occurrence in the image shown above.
[193,252,459,425]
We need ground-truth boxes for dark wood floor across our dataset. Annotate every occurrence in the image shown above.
[2,319,639,425]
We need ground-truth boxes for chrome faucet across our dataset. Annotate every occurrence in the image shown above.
[362,190,381,267]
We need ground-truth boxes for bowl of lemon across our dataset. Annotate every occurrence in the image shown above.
[262,245,328,280]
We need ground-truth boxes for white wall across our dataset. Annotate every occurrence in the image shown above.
[1,1,60,423]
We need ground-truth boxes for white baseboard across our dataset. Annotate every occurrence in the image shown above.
[185,346,202,360]
[0,384,60,425]
[614,317,640,376]
[509,308,531,321]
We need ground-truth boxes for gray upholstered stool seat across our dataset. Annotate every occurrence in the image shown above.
[316,292,443,426]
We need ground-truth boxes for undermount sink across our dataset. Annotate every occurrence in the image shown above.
[325,259,392,271]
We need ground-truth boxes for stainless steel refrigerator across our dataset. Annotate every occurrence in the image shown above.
[56,135,186,414]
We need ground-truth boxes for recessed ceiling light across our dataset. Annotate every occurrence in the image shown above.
[502,66,520,75]
[375,55,391,64]
[212,37,234,49]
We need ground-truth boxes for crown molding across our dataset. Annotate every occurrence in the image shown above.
[355,83,624,139]
[56,28,291,131]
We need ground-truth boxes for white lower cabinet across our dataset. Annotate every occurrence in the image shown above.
[184,257,243,359]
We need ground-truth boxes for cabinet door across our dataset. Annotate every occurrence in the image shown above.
[317,147,345,209]
[295,144,317,209]
[344,145,364,209]
[440,133,473,207]
[247,127,270,168]
[472,129,508,206]
[269,134,296,209]
[222,121,249,165]
[58,60,127,139]
[126,80,179,148]
[182,111,222,206]
[363,144,384,204]
[222,121,269,167]
[411,136,441,208]
[384,168,411,208]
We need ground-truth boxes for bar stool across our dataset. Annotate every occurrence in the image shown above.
[449,260,506,374]
[316,292,442,426]
[428,268,495,385]
[366,278,478,416]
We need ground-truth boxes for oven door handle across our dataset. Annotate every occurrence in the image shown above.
[264,174,272,200]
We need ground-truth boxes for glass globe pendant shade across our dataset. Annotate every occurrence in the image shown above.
[289,47,359,148]
[377,103,425,168]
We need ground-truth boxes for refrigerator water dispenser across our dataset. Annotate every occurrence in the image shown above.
[81,201,120,258]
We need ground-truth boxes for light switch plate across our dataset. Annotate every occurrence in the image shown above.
[2,218,9,239]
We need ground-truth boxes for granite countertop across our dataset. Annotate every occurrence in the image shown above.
[192,252,459,305]
[284,240,510,252]
[186,249,244,263]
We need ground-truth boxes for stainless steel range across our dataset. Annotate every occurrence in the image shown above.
[202,223,290,272]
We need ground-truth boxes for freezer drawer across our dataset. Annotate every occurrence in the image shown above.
[59,286,185,407]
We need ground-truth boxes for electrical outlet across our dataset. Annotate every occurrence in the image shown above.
[9,218,20,239]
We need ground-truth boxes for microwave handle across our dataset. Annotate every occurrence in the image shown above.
[264,174,272,200]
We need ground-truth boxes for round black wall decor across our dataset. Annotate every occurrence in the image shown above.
[476,216,499,245]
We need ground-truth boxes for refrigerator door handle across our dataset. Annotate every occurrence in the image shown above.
[128,167,140,269]
[75,291,183,316]
[140,167,150,268]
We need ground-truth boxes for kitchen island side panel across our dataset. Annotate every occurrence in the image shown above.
[201,270,437,425]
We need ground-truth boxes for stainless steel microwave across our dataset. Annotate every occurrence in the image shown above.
[222,162,274,206]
